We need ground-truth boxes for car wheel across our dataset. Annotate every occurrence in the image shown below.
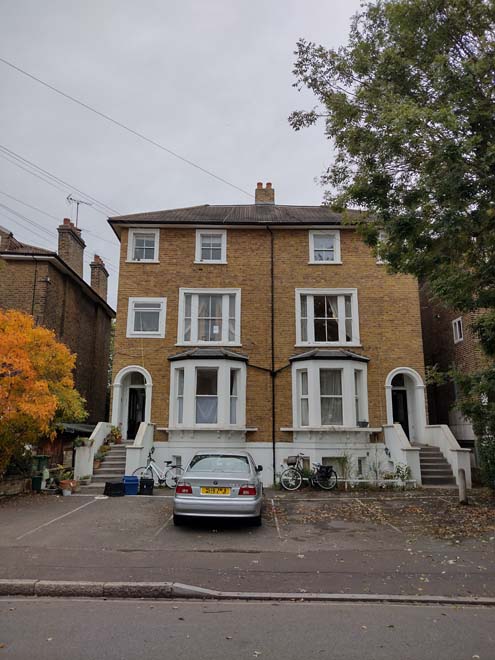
[173,514,185,526]
[251,514,262,527]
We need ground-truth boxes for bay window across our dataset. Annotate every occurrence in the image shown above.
[169,358,246,428]
[178,288,241,345]
[292,357,368,428]
[296,288,359,346]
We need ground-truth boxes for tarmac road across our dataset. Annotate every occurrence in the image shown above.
[0,493,493,598]
[1,598,494,660]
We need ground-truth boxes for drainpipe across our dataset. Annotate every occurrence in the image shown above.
[266,225,276,484]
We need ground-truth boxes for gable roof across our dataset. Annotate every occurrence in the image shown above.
[108,204,364,238]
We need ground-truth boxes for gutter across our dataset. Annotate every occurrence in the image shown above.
[266,225,276,484]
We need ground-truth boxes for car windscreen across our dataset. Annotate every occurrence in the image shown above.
[188,455,251,474]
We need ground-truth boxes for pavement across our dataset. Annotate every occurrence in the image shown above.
[0,489,494,599]
[1,599,494,660]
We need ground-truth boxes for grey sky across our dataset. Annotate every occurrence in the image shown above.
[0,0,362,308]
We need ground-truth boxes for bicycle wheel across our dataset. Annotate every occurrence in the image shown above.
[314,468,338,491]
[133,466,154,481]
[165,466,184,488]
[280,468,303,491]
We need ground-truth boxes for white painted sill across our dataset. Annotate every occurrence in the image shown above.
[193,260,227,265]
[125,259,160,264]
[294,343,362,348]
[308,261,343,265]
[280,427,382,433]
[161,427,258,432]
[175,342,242,347]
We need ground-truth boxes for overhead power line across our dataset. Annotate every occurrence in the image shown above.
[0,201,118,272]
[0,190,118,247]
[0,144,119,216]
[0,56,254,199]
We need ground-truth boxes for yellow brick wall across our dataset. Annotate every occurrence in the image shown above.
[112,225,425,442]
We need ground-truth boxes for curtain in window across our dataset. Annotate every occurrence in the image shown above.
[198,295,222,341]
[314,234,335,261]
[196,397,218,423]
[320,369,343,424]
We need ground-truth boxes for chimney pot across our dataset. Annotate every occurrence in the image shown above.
[90,254,109,301]
[255,181,275,205]
[57,219,85,277]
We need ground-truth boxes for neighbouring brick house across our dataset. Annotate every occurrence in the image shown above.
[0,219,115,423]
[420,284,491,463]
[108,182,471,486]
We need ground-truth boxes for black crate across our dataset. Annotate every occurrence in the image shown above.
[104,481,125,497]
[139,478,154,495]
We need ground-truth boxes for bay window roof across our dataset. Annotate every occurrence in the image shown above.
[168,347,248,362]
[289,349,369,363]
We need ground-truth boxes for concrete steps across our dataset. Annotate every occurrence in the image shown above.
[416,444,456,486]
[89,443,128,486]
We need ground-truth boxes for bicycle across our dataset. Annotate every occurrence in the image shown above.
[280,453,338,491]
[133,448,184,488]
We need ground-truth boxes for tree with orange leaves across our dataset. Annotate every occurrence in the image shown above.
[0,309,86,476]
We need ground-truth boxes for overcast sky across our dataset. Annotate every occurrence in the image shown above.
[0,0,362,308]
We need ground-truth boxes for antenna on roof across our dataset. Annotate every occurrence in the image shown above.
[66,194,92,227]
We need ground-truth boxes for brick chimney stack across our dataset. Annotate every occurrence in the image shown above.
[57,218,85,277]
[90,254,109,301]
[255,181,275,204]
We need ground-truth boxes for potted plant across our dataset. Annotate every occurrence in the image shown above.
[93,451,104,470]
[104,425,123,445]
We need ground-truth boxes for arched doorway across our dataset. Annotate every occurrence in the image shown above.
[385,368,426,444]
[111,366,153,440]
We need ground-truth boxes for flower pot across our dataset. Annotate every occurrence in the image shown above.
[93,460,101,470]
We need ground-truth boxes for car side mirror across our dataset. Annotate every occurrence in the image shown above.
[256,465,263,472]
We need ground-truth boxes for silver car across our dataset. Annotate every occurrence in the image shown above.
[173,451,263,526]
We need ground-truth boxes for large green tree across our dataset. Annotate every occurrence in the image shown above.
[290,0,495,481]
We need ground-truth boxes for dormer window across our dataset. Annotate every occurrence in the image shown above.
[127,228,159,263]
[195,230,227,264]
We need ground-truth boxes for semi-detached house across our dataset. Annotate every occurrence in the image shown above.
[107,182,471,487]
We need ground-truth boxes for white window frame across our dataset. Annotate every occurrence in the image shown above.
[452,317,464,344]
[169,359,246,429]
[127,228,160,263]
[195,229,227,264]
[177,288,241,346]
[295,288,360,346]
[309,230,341,264]
[126,297,166,338]
[291,359,368,428]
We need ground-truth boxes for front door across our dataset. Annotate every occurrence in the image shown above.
[392,388,409,438]
[127,387,145,440]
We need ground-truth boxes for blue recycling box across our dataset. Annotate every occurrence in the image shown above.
[123,475,139,496]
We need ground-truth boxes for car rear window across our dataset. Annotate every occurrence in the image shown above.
[188,455,251,473]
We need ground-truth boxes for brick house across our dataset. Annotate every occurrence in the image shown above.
[0,220,115,423]
[420,284,491,463]
[108,183,471,486]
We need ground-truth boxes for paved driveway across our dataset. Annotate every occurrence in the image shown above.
[0,490,494,596]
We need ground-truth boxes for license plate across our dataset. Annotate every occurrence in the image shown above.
[200,487,230,496]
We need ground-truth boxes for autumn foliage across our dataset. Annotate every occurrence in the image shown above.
[0,309,86,475]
